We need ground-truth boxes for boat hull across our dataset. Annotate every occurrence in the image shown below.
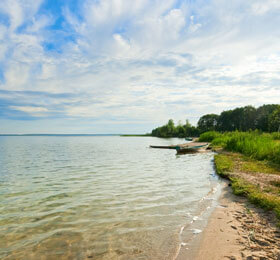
[176,147,207,154]
[149,142,210,154]
[176,144,209,154]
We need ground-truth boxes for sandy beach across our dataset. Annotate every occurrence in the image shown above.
[193,182,280,260]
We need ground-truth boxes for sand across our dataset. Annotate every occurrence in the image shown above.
[193,182,280,260]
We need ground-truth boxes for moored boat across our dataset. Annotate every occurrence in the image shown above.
[176,143,209,154]
[150,142,210,154]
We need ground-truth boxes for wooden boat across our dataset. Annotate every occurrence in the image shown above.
[149,145,178,149]
[150,142,209,154]
[175,143,209,154]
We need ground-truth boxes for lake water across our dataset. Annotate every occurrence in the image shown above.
[0,136,220,260]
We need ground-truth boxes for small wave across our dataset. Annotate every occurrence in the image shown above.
[191,229,202,234]
[179,226,185,234]
[192,216,199,221]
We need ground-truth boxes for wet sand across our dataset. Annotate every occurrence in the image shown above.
[193,182,280,260]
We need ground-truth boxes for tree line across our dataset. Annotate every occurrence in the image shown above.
[150,104,280,138]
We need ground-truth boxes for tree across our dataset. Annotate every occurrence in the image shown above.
[217,106,257,131]
[176,125,186,138]
[166,119,175,137]
[197,114,219,133]
[151,119,176,137]
[268,107,280,132]
[184,119,192,128]
[150,104,280,137]
[256,104,280,132]
[240,106,257,131]
[230,107,244,130]
[217,110,234,131]
[151,119,198,138]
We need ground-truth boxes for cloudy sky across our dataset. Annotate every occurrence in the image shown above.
[0,0,280,134]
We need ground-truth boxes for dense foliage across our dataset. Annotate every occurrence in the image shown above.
[151,119,199,138]
[201,104,280,132]
[150,104,280,138]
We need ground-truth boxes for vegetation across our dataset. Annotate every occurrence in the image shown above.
[151,119,199,138]
[214,154,234,178]
[197,114,219,133]
[209,104,279,132]
[269,106,280,132]
[151,103,280,222]
[150,104,280,138]
[199,131,280,165]
[214,153,280,222]
[240,156,280,175]
[272,132,280,140]
[150,103,280,224]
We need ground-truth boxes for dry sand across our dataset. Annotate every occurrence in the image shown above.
[193,182,280,260]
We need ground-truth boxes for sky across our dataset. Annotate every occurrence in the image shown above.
[0,0,280,134]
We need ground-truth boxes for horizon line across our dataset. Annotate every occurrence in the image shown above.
[0,134,123,136]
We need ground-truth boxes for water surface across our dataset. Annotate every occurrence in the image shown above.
[0,136,219,259]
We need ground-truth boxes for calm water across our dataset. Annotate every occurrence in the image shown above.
[0,136,220,260]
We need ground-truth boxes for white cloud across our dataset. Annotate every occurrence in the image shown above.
[10,106,48,113]
[1,0,280,132]
[251,0,280,15]
[0,0,44,31]
[188,15,201,33]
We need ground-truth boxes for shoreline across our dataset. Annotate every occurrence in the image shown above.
[174,179,223,260]
[191,182,280,260]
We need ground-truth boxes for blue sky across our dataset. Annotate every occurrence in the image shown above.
[0,0,280,134]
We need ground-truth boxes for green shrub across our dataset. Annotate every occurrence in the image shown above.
[199,131,222,142]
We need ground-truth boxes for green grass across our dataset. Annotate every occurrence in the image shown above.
[272,132,280,140]
[200,131,280,165]
[203,131,280,219]
[239,156,280,175]
[198,131,223,142]
[215,153,280,222]
[214,154,234,178]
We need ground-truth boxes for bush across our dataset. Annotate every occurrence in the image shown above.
[199,131,222,142]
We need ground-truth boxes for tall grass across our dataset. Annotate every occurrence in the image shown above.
[272,132,280,140]
[198,131,222,142]
[200,131,280,165]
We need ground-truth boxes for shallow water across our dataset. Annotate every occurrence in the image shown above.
[0,136,219,259]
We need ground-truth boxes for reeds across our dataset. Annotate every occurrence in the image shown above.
[200,131,280,165]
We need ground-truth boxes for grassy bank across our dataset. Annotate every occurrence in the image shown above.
[199,131,280,164]
[199,131,280,223]
[214,153,280,224]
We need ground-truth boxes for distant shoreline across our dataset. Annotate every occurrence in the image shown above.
[120,134,151,137]
[0,134,121,136]
[0,134,153,137]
